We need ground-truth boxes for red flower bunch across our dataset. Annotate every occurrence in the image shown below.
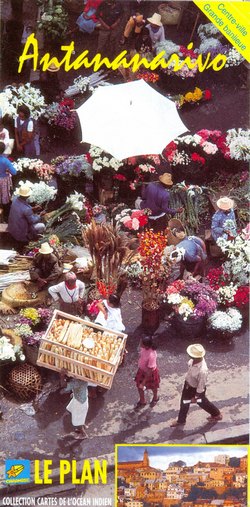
[163,141,177,158]
[137,72,159,83]
[233,286,249,307]
[96,279,117,298]
[113,174,127,181]
[206,267,230,290]
[180,45,197,59]
[59,98,74,109]
[86,152,92,164]
[165,279,185,295]
[191,153,205,165]
[204,89,212,100]
[139,230,167,273]
[87,299,100,317]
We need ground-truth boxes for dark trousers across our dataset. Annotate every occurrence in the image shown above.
[177,382,220,423]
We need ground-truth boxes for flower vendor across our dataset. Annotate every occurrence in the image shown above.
[122,12,145,46]
[0,141,17,216]
[95,294,125,333]
[146,13,165,49]
[170,227,207,279]
[29,242,63,290]
[140,173,183,232]
[60,370,89,440]
[8,184,45,247]
[211,197,237,241]
[14,104,37,157]
[171,344,222,427]
[48,272,85,316]
[134,336,160,408]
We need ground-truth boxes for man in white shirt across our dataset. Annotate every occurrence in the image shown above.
[48,272,85,316]
[171,344,222,426]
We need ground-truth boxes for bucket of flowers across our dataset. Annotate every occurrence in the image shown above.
[207,307,243,343]
[165,280,218,340]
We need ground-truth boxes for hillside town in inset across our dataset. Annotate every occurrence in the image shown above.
[117,449,248,507]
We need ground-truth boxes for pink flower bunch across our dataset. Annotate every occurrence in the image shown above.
[120,209,149,231]
[87,299,100,317]
[165,280,185,295]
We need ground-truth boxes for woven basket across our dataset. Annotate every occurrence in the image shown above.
[7,363,42,401]
[158,3,181,25]
[2,282,47,308]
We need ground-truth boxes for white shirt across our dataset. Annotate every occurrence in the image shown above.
[14,118,33,131]
[95,300,125,333]
[48,280,85,303]
[185,358,208,394]
[0,128,10,146]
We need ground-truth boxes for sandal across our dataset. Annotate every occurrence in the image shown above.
[150,398,159,407]
[134,401,147,409]
[207,414,223,422]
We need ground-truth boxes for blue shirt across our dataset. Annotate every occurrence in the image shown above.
[177,236,207,263]
[211,209,236,241]
[140,182,176,217]
[8,196,41,242]
[0,155,17,178]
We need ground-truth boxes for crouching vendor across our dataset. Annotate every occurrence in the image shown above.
[29,242,63,290]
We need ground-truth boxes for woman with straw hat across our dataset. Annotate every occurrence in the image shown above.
[29,242,63,290]
[171,344,222,427]
[140,173,183,232]
[211,196,236,241]
[146,12,165,48]
[8,184,45,247]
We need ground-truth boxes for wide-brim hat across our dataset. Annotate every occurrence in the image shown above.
[147,13,162,26]
[63,263,74,273]
[17,185,31,197]
[216,197,234,210]
[159,173,173,186]
[39,242,53,255]
[47,62,60,72]
[187,344,206,358]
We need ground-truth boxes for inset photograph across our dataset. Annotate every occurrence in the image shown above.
[116,445,248,507]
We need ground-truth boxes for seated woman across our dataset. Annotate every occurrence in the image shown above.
[29,242,63,290]
[70,0,102,35]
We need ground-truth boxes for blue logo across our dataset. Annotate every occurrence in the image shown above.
[5,459,31,484]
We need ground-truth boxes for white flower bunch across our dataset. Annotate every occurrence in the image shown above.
[89,146,103,157]
[226,129,250,162]
[177,134,202,146]
[199,38,222,54]
[66,191,85,211]
[225,48,244,67]
[14,179,57,204]
[43,102,60,122]
[208,307,242,333]
[178,301,194,320]
[167,293,183,305]
[197,23,220,40]
[89,146,123,171]
[156,39,180,59]
[4,84,46,119]
[200,141,218,155]
[217,234,250,285]
[0,336,25,362]
[137,164,156,173]
[217,283,237,304]
[0,91,16,117]
[13,158,43,172]
[125,261,143,279]
[170,151,190,166]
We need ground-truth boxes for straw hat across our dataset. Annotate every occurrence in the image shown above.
[63,263,74,273]
[147,13,162,26]
[47,62,60,72]
[216,196,234,211]
[159,173,173,186]
[17,185,31,197]
[39,242,53,255]
[186,344,206,358]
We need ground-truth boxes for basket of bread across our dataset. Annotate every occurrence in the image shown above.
[37,310,127,389]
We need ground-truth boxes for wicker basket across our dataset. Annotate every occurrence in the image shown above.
[7,363,42,401]
[158,3,181,25]
[2,282,47,308]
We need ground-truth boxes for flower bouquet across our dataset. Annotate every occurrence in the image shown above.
[217,232,250,287]
[52,155,93,180]
[13,158,55,181]
[173,87,212,108]
[14,180,57,205]
[1,84,46,119]
[0,335,25,365]
[165,280,218,339]
[88,146,123,172]
[169,181,207,233]
[207,307,242,341]
[43,98,77,131]
[125,261,143,289]
[114,206,150,232]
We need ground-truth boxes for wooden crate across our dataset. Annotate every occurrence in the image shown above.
[37,310,127,389]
